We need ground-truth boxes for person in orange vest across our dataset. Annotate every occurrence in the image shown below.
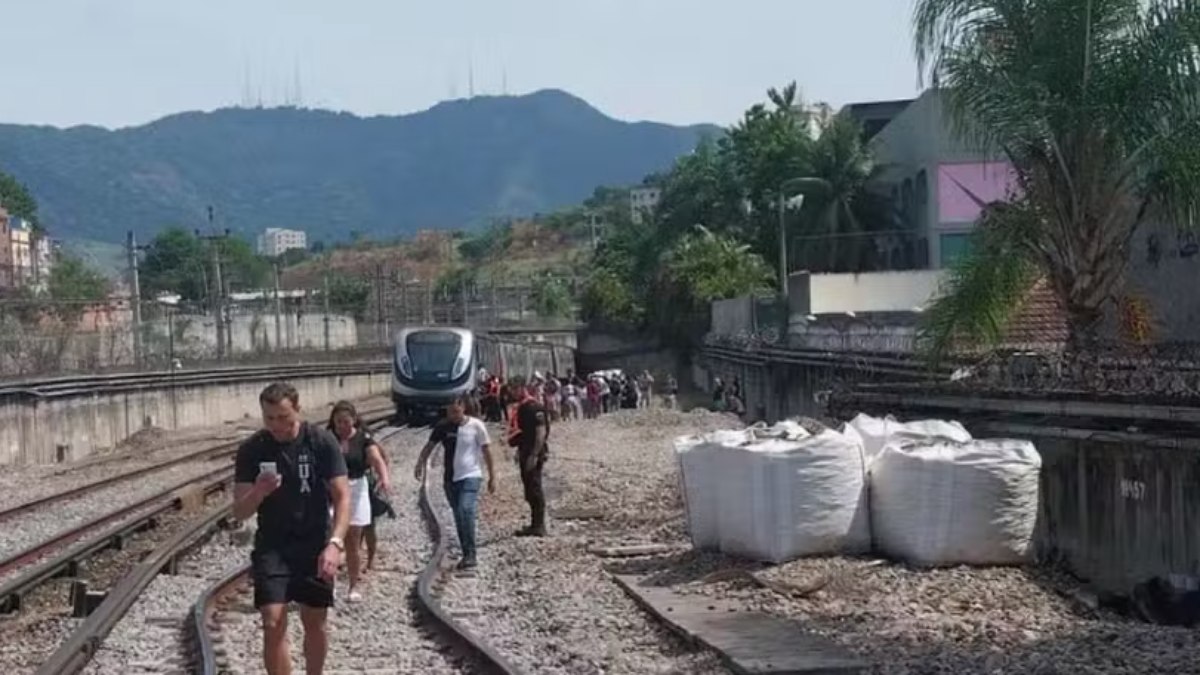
[507,379,550,536]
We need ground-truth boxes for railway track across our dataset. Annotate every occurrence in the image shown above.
[192,426,523,675]
[12,414,395,675]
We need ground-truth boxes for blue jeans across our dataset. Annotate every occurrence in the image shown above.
[444,477,482,563]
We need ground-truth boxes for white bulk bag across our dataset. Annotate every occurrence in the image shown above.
[674,429,753,548]
[846,413,972,465]
[676,424,869,562]
[870,438,1042,566]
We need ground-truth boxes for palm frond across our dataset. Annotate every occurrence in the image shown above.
[918,200,1040,360]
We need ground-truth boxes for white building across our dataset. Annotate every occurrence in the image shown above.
[256,228,308,257]
[629,187,662,225]
[8,217,33,287]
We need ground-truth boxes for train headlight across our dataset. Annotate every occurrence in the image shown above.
[398,355,413,378]
[451,357,466,379]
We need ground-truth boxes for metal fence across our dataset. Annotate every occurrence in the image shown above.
[0,278,580,379]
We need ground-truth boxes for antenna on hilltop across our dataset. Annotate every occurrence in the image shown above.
[502,66,508,96]
[468,58,476,98]
[292,59,304,108]
[241,59,253,108]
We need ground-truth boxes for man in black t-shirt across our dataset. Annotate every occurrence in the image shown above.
[233,382,350,675]
[510,382,550,537]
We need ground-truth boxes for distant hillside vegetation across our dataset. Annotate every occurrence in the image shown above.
[0,90,716,244]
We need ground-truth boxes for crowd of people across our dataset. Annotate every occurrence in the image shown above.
[475,367,680,423]
[231,368,695,674]
[232,380,552,675]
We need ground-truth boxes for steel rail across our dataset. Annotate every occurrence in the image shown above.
[30,413,397,674]
[414,451,525,675]
[0,361,389,400]
[190,422,524,675]
[191,563,250,675]
[0,466,233,612]
[0,361,388,395]
[36,503,235,675]
[0,470,231,613]
[0,403,393,526]
[0,410,392,614]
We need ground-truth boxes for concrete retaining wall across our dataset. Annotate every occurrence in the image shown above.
[0,370,390,465]
[974,426,1200,597]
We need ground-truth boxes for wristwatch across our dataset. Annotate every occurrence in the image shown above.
[328,537,345,551]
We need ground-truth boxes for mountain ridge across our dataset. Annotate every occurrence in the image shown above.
[0,89,718,244]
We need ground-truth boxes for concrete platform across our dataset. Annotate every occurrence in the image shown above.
[613,574,866,675]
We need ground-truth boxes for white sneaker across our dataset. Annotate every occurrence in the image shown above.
[347,590,364,603]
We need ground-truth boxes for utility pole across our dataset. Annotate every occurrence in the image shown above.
[399,277,409,326]
[425,279,433,325]
[197,206,229,360]
[461,278,469,326]
[126,231,144,367]
[322,272,331,351]
[375,264,387,346]
[273,263,283,352]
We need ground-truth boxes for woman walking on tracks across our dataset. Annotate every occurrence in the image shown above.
[328,400,391,601]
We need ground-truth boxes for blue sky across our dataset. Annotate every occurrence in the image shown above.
[1,0,920,129]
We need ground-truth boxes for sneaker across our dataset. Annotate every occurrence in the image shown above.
[457,559,477,571]
[515,526,547,538]
[347,590,364,603]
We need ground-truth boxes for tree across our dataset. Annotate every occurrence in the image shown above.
[140,228,209,301]
[327,275,371,320]
[46,253,111,325]
[140,227,269,302]
[794,113,896,272]
[664,225,774,305]
[0,171,40,230]
[914,0,1200,352]
[656,138,748,242]
[531,274,573,319]
[581,268,644,326]
[725,82,817,271]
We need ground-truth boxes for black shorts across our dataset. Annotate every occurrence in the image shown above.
[251,544,334,609]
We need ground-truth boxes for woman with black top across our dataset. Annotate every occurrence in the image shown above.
[328,400,391,602]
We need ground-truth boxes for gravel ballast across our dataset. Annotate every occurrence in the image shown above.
[438,408,737,675]
[592,410,1200,675]
[82,525,251,675]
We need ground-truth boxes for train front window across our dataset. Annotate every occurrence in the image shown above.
[405,331,463,380]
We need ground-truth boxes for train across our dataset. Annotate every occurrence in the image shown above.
[391,326,478,421]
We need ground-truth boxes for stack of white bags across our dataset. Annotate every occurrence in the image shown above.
[674,413,1042,567]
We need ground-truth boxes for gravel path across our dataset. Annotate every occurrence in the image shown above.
[436,409,736,675]
[215,426,474,675]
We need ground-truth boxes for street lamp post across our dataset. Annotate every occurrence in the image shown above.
[777,177,829,302]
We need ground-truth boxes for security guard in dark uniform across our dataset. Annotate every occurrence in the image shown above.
[508,380,549,537]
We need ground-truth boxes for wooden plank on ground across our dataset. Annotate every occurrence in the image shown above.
[612,574,866,675]
[588,544,680,558]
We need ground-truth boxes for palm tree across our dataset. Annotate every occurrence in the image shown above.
[914,0,1200,354]
[796,114,898,273]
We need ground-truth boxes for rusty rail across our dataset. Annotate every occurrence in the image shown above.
[36,504,234,675]
[415,453,525,675]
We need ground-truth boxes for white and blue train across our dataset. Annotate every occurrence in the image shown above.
[391,326,477,421]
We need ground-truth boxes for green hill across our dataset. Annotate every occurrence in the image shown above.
[0,90,716,245]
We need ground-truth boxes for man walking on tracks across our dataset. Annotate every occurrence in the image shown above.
[233,382,351,675]
[508,380,550,537]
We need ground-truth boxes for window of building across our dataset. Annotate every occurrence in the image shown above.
[939,232,973,267]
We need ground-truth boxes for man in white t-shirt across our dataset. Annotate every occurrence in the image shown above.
[414,397,495,570]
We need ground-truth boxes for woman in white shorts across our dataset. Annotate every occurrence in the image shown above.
[329,401,391,602]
